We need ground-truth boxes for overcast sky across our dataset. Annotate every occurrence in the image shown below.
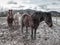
[0,0,60,11]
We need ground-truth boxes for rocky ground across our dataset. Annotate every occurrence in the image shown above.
[0,17,60,45]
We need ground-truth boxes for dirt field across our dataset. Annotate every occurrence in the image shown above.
[0,17,60,45]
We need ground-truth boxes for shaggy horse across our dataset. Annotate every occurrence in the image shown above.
[21,13,34,39]
[7,10,14,28]
[13,12,20,26]
[31,11,53,39]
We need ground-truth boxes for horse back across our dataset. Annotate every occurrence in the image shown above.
[22,14,34,27]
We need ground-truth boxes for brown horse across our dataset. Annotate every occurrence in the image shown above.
[7,10,14,28]
[21,13,34,39]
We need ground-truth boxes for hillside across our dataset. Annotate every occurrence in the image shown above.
[0,9,60,17]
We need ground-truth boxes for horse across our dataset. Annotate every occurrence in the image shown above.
[13,12,20,26]
[21,13,34,39]
[31,11,53,39]
[7,10,14,28]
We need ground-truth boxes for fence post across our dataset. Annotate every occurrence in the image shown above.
[56,15,57,24]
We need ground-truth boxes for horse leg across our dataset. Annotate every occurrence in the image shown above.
[8,23,11,27]
[21,23,24,34]
[34,29,36,40]
[31,27,33,39]
[26,26,28,34]
[9,23,13,29]
[8,23,10,28]
[25,26,28,38]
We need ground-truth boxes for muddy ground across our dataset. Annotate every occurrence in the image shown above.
[0,17,60,45]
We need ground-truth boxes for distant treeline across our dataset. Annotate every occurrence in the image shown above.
[50,11,60,17]
[0,9,60,17]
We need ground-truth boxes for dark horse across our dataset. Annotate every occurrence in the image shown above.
[7,10,14,28]
[31,11,53,39]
